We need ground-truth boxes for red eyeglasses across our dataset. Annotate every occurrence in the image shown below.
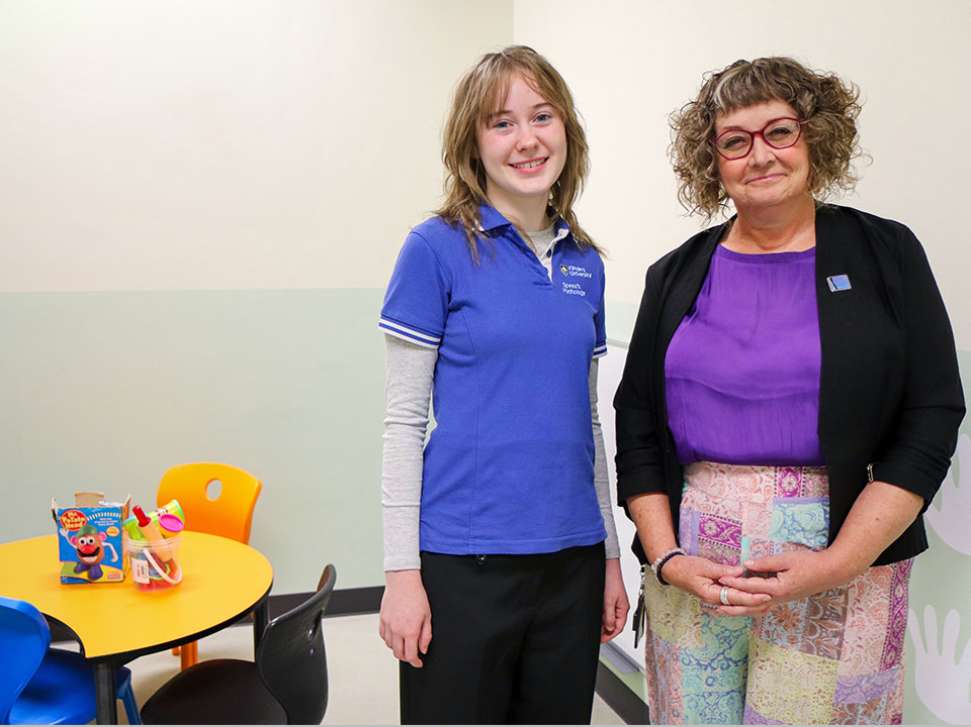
[713,117,804,160]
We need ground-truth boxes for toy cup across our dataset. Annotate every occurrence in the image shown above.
[127,534,183,590]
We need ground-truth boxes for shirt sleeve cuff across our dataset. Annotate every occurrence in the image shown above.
[378,318,441,349]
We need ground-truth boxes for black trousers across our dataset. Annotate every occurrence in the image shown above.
[399,542,605,725]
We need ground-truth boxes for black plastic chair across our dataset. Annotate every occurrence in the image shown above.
[140,564,336,724]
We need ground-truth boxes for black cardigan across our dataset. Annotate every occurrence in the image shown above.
[614,204,965,566]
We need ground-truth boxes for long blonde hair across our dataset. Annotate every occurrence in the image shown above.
[437,46,600,260]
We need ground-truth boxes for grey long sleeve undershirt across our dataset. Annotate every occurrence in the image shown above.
[381,226,620,571]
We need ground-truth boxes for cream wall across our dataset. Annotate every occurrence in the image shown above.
[514,0,971,347]
[0,0,511,292]
[0,1,512,594]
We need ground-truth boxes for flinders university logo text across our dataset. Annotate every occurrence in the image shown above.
[560,264,591,296]
[562,264,592,279]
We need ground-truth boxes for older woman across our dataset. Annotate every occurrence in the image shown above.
[614,57,964,725]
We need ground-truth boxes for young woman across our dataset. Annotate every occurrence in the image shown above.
[377,46,628,724]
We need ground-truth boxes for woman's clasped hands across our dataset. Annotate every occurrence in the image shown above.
[661,548,858,617]
[670,548,859,617]
[660,554,770,615]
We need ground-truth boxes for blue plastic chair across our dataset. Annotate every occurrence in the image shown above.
[0,596,140,725]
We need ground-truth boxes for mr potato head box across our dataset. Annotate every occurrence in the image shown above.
[51,491,130,584]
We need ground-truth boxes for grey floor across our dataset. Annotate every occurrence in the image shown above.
[112,612,623,724]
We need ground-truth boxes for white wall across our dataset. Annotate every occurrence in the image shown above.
[0,0,512,292]
[0,1,512,593]
[515,0,971,346]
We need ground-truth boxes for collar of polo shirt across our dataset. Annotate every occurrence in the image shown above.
[476,204,570,241]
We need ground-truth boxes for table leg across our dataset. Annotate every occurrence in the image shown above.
[94,661,118,724]
[253,599,269,654]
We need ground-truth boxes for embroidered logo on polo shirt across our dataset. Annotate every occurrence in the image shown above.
[564,265,592,279]
[560,264,592,296]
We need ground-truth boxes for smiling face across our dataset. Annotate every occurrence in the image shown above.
[715,99,811,213]
[72,531,104,561]
[475,74,567,216]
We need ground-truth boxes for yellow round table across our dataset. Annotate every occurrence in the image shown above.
[0,531,273,723]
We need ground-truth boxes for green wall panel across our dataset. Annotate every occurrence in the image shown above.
[904,350,971,724]
[0,289,387,592]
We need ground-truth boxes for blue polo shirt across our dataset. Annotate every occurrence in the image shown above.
[379,205,608,555]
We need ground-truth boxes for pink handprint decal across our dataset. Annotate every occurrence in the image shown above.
[926,434,971,555]
[908,605,971,724]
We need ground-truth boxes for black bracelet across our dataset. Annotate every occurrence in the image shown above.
[654,550,684,586]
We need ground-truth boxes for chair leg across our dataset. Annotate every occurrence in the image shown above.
[171,646,180,655]
[119,685,141,725]
[117,667,142,725]
[180,640,199,670]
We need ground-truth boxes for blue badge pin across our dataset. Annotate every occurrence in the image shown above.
[826,274,852,292]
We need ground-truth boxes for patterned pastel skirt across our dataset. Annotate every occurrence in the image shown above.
[643,462,912,725]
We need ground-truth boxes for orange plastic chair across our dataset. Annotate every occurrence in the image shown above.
[157,462,263,669]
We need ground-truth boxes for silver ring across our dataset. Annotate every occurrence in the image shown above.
[719,586,730,606]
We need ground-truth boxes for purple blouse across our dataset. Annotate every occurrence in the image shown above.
[664,244,824,466]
